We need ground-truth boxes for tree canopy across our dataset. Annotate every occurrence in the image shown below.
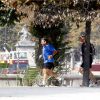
[1,0,99,26]
[0,1,21,26]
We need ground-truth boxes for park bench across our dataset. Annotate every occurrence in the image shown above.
[62,63,100,87]
[91,64,100,80]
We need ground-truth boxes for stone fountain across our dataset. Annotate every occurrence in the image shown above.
[15,25,36,67]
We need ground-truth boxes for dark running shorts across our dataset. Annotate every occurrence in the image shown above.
[43,62,54,69]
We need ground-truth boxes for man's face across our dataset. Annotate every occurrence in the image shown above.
[80,36,85,43]
[41,39,46,46]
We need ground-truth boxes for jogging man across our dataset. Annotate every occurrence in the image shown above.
[41,38,58,86]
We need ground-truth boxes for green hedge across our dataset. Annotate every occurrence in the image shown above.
[23,68,39,86]
[0,63,8,68]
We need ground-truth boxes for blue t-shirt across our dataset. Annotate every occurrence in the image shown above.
[42,44,56,63]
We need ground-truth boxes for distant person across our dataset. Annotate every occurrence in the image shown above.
[41,38,58,86]
[79,33,97,87]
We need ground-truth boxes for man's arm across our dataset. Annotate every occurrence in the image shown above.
[48,50,58,59]
[52,50,58,56]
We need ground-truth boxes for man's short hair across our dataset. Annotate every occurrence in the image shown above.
[80,32,86,37]
[41,38,49,43]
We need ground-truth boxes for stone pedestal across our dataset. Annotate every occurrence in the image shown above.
[15,25,36,67]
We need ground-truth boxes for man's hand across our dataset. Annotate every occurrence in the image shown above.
[48,50,58,59]
[48,55,53,59]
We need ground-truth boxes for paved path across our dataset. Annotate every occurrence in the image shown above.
[0,87,100,100]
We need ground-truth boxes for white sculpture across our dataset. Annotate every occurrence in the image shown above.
[19,25,31,41]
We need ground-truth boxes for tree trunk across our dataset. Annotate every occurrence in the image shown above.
[35,38,43,68]
[83,20,91,87]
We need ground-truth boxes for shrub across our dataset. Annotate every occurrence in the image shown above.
[0,63,8,68]
[23,67,39,86]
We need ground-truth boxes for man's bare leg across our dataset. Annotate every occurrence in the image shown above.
[42,68,49,85]
[49,69,58,78]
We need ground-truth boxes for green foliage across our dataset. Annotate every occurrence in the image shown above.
[0,1,20,26]
[0,8,20,26]
[0,1,4,7]
[0,63,8,68]
[23,68,39,86]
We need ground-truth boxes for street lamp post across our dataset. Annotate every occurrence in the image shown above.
[16,49,20,86]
